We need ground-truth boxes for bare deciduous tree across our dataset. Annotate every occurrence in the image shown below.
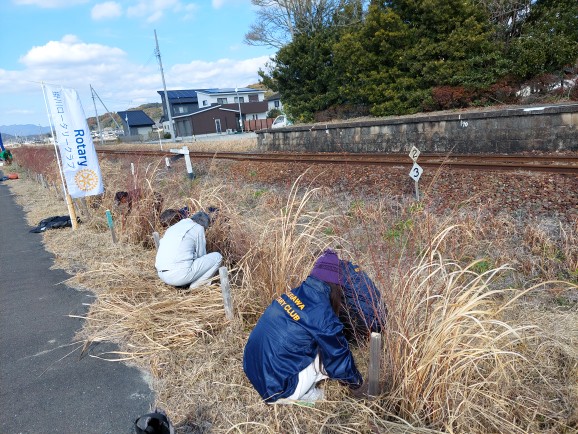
[474,0,532,41]
[245,0,364,49]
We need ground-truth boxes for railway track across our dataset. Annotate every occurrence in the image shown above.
[96,149,578,174]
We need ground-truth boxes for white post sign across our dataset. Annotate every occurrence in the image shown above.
[170,145,194,179]
[409,162,423,182]
[409,146,420,162]
[408,147,423,201]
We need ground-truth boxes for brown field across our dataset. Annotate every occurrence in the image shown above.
[6,142,578,433]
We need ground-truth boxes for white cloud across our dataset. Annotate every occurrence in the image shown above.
[212,0,248,8]
[126,0,180,23]
[1,34,270,125]
[175,3,199,20]
[13,0,88,7]
[91,2,123,20]
[169,55,270,88]
[20,35,127,67]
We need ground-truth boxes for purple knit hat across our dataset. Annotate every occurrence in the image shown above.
[309,249,340,285]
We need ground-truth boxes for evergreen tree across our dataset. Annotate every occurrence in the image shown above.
[508,0,578,79]
[334,4,413,114]
[260,27,345,122]
[259,3,364,121]
[335,0,508,115]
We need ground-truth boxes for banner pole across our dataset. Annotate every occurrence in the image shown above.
[41,83,78,230]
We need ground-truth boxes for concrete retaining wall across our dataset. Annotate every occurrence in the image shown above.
[256,103,578,154]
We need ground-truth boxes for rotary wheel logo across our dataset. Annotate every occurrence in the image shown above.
[74,169,99,191]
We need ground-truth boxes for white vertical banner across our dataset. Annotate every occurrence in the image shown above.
[44,85,104,198]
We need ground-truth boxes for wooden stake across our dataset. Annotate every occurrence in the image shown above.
[105,209,117,243]
[65,194,79,230]
[219,266,234,320]
[80,197,90,218]
[131,162,136,189]
[368,332,382,397]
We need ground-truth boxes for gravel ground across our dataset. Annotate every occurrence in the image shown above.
[219,159,578,224]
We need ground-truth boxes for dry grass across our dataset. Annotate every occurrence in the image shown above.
[97,135,258,153]
[6,150,578,433]
[237,170,341,311]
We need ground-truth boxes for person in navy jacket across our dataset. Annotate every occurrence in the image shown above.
[243,249,365,403]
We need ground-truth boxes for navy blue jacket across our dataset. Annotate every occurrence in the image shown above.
[243,276,363,402]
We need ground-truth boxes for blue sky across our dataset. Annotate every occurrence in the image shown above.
[0,0,276,127]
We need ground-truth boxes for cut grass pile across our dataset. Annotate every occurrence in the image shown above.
[6,148,578,433]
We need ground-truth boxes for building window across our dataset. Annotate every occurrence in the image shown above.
[177,106,185,113]
[203,100,208,106]
[234,96,245,103]
[274,100,280,108]
[217,98,228,104]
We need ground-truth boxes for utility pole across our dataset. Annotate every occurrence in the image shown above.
[155,29,176,143]
[91,87,123,131]
[90,85,103,145]
[235,86,244,133]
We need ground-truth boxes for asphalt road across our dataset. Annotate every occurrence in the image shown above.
[0,170,153,434]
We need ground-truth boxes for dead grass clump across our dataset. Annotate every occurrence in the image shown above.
[378,228,576,433]
[238,171,340,311]
[77,281,226,360]
[523,219,578,283]
[99,136,258,153]
[11,146,58,181]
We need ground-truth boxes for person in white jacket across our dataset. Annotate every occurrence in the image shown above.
[155,210,222,289]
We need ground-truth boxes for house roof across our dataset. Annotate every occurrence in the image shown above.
[197,87,264,95]
[172,104,222,119]
[117,110,154,127]
[158,88,265,105]
[157,89,207,104]
[171,101,269,120]
[267,92,281,101]
[222,101,268,114]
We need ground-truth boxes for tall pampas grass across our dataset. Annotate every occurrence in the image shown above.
[379,226,575,433]
[238,171,341,310]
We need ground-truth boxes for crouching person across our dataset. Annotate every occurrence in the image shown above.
[243,249,366,403]
[155,210,222,289]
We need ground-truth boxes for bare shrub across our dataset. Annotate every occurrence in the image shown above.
[378,229,574,432]
[523,219,578,282]
[238,171,340,311]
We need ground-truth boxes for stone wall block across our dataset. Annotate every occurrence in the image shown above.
[257,104,578,153]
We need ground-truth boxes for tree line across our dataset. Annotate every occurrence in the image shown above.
[250,0,578,122]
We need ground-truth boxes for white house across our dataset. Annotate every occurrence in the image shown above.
[195,87,265,106]
[267,92,283,113]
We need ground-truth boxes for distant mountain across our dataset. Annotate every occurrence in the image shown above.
[0,132,15,140]
[87,103,163,130]
[0,124,51,137]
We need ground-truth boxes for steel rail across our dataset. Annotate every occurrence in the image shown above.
[95,149,578,174]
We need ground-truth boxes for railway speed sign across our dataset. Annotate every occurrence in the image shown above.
[409,146,420,162]
[409,162,423,181]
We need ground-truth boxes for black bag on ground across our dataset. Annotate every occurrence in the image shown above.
[134,410,174,434]
[30,215,80,233]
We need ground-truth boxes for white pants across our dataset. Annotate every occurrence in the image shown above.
[285,354,328,401]
[158,252,223,288]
